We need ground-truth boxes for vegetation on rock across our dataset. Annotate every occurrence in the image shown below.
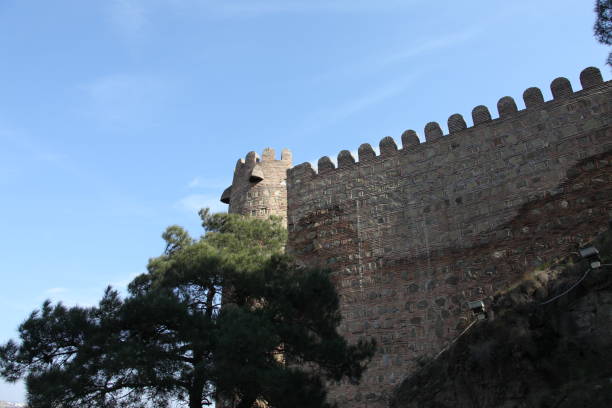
[391,226,612,408]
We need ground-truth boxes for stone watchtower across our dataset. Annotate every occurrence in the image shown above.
[220,148,291,222]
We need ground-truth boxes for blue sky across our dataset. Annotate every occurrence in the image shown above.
[0,0,609,403]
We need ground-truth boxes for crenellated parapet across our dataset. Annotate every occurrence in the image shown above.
[287,67,609,184]
[220,147,292,222]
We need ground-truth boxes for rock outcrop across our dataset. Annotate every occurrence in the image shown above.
[391,227,612,408]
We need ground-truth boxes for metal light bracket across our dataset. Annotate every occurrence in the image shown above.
[468,300,487,320]
[579,246,601,269]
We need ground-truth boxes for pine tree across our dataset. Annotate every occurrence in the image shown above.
[594,0,612,65]
[0,212,375,408]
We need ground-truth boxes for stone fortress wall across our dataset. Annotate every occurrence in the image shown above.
[222,67,612,408]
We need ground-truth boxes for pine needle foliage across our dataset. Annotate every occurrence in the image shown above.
[594,0,612,65]
[0,211,374,408]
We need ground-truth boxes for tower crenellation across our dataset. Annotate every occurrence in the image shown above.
[221,147,292,222]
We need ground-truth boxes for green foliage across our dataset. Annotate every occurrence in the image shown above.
[0,289,171,408]
[1,211,374,408]
[199,208,287,273]
[594,0,612,65]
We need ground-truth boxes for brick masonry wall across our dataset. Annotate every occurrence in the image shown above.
[286,68,612,408]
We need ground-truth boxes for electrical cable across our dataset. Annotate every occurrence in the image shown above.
[540,268,591,305]
[429,318,480,365]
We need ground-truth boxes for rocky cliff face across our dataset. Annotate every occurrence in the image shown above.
[391,226,612,408]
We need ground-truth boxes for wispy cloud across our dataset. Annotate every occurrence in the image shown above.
[327,76,418,121]
[0,125,67,167]
[3,113,160,224]
[110,271,143,293]
[188,177,203,188]
[376,28,480,65]
[299,74,419,141]
[78,74,175,129]
[45,287,68,295]
[40,287,98,308]
[103,195,158,219]
[105,0,424,36]
[108,0,148,37]
[216,0,423,17]
[176,194,227,214]
[40,272,143,309]
[0,123,72,186]
[187,177,231,190]
[295,26,479,153]
[311,27,481,85]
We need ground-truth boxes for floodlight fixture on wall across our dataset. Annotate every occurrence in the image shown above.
[579,246,601,269]
[468,300,487,320]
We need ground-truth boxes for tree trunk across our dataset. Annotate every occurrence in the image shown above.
[189,349,207,408]
[236,396,256,408]
[189,387,203,408]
